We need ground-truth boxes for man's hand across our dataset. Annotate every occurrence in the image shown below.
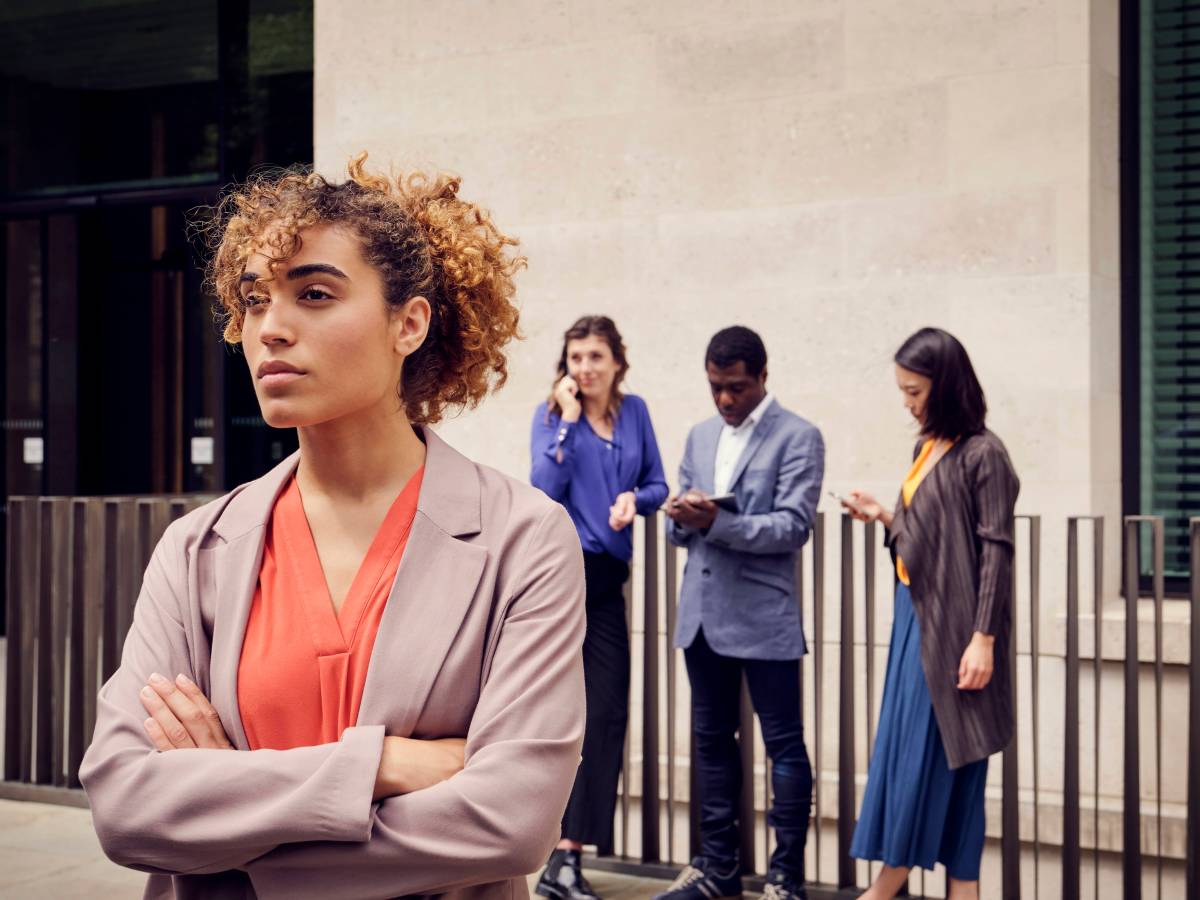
[609,491,637,531]
[140,673,234,751]
[374,736,467,800]
[957,632,995,691]
[665,491,718,531]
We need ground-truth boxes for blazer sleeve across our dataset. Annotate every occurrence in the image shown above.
[633,399,669,515]
[666,428,697,547]
[79,522,384,876]
[705,424,825,555]
[530,404,578,503]
[242,504,587,899]
[967,438,1020,635]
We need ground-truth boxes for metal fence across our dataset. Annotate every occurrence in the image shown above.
[3,495,207,795]
[595,512,1199,899]
[2,500,1198,898]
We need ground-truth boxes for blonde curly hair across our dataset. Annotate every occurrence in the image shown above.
[205,152,525,424]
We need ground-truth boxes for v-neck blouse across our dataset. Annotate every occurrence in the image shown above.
[896,439,950,586]
[238,467,424,750]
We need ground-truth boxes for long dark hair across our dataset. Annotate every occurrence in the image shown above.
[894,327,986,440]
[547,315,628,421]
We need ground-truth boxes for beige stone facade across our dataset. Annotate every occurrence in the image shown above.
[315,2,1187,896]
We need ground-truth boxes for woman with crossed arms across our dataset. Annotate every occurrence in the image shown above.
[80,155,586,899]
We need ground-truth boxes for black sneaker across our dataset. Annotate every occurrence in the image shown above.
[761,870,807,900]
[535,849,601,900]
[651,858,742,900]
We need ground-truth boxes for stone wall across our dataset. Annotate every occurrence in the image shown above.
[314,2,1187,896]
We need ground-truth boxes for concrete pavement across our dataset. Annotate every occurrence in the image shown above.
[0,799,672,899]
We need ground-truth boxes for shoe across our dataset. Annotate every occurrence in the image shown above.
[535,849,601,900]
[761,870,807,900]
[651,858,742,900]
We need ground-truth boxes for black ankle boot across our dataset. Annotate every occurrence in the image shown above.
[535,849,601,900]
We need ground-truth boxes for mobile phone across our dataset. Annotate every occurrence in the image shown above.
[664,492,740,513]
[828,490,860,509]
[706,492,739,513]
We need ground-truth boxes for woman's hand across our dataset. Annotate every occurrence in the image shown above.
[553,375,582,422]
[609,491,637,531]
[843,489,892,528]
[139,673,234,751]
[957,632,995,691]
[373,736,467,801]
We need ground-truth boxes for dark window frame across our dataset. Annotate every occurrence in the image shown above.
[1121,0,1198,598]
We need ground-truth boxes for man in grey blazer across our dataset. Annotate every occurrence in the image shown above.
[658,327,824,900]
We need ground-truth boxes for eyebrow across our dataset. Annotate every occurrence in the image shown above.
[238,263,350,286]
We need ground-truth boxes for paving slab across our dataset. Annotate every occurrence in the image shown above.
[0,799,677,898]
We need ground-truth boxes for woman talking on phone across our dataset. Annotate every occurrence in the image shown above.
[530,315,669,900]
[842,327,1019,900]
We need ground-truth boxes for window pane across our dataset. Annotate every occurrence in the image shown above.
[1139,0,1200,580]
[0,0,220,196]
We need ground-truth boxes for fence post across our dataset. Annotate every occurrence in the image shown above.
[837,514,855,888]
[1187,519,1200,899]
[1062,519,1081,900]
[642,514,661,863]
[664,524,678,864]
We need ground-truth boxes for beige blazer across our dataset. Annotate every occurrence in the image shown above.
[79,428,586,900]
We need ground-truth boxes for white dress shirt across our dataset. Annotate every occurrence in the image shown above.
[713,392,775,495]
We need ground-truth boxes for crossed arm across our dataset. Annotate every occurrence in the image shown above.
[81,508,586,898]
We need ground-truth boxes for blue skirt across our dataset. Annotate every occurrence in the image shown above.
[849,582,988,880]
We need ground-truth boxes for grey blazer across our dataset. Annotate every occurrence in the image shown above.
[667,400,825,660]
[79,428,586,899]
[887,429,1020,769]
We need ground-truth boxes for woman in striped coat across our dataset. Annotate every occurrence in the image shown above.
[841,327,1020,900]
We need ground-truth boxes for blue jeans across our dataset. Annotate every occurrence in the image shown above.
[684,629,812,881]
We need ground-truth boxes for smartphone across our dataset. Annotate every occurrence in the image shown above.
[707,492,739,513]
[664,492,740,513]
[828,490,860,510]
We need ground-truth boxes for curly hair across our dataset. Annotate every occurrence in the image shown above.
[203,152,525,424]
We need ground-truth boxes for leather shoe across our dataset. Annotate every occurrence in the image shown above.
[535,849,601,900]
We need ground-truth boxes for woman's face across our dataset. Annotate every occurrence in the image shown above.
[238,223,430,429]
[565,334,620,402]
[895,363,932,426]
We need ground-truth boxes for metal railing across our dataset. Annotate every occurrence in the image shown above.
[2,501,1198,898]
[3,495,207,794]
[594,511,1198,898]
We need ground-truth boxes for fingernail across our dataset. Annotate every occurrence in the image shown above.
[148,672,168,686]
[143,718,155,730]
[140,686,155,699]
[176,673,194,688]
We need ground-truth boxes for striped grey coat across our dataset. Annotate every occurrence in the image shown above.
[886,429,1020,769]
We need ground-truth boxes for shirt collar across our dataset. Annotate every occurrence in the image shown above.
[728,392,774,434]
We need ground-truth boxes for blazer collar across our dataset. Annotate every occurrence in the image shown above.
[208,425,482,544]
[206,425,484,748]
[724,398,781,490]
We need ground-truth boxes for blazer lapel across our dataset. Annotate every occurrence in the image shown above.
[726,400,780,491]
[207,530,265,750]
[206,452,301,751]
[695,418,722,494]
[355,515,487,736]
[357,426,487,736]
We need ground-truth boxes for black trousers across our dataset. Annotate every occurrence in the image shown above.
[684,629,813,881]
[560,551,630,852]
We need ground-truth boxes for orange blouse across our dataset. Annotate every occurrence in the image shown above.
[896,439,949,586]
[238,468,424,750]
